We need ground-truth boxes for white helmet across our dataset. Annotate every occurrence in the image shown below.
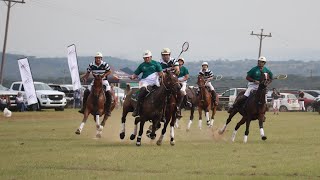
[143,50,152,58]
[258,56,267,62]
[161,48,171,55]
[95,52,103,58]
[202,62,209,66]
[178,57,185,62]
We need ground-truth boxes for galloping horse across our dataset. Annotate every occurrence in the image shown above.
[186,74,218,131]
[219,72,271,143]
[75,74,115,138]
[120,70,181,146]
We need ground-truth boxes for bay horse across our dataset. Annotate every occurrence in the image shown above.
[120,70,181,146]
[186,74,218,131]
[218,72,271,143]
[75,74,116,138]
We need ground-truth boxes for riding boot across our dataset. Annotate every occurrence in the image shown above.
[228,95,248,113]
[176,95,185,118]
[211,90,218,106]
[132,87,148,117]
[78,89,90,114]
[104,91,112,116]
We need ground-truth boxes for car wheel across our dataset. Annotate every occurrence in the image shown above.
[279,106,288,112]
[306,105,313,112]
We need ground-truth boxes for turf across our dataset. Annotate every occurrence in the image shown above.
[0,109,319,180]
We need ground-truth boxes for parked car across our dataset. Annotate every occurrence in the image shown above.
[48,84,74,107]
[278,93,300,112]
[218,88,246,110]
[312,97,320,114]
[280,90,315,112]
[10,82,67,111]
[303,90,320,98]
[0,84,18,110]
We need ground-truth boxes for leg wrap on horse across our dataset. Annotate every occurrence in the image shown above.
[78,89,90,114]
[104,91,112,116]
[132,87,148,117]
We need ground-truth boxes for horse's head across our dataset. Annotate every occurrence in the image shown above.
[163,70,181,94]
[197,74,206,87]
[92,73,103,89]
[259,72,272,88]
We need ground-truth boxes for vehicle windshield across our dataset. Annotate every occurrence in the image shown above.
[0,84,8,91]
[34,84,53,90]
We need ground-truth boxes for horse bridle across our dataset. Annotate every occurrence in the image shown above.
[161,72,180,93]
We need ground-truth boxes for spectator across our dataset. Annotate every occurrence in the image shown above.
[74,89,81,108]
[0,95,10,111]
[271,88,281,115]
[15,92,26,112]
[298,91,305,112]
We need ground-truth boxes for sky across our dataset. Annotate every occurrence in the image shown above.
[0,0,320,61]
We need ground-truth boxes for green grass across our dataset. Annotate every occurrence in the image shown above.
[0,109,319,180]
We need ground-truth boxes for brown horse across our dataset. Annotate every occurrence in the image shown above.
[120,70,181,146]
[219,72,271,143]
[186,75,219,131]
[75,74,116,138]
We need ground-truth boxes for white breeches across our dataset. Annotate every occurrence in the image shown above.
[205,82,215,91]
[273,99,280,109]
[244,82,259,97]
[299,101,305,110]
[139,73,160,88]
[180,81,187,95]
[89,79,110,91]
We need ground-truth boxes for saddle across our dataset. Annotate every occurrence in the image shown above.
[131,85,158,101]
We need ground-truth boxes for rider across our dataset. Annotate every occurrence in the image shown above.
[228,56,273,112]
[78,52,113,116]
[199,62,218,106]
[159,48,178,72]
[176,57,191,112]
[130,50,163,117]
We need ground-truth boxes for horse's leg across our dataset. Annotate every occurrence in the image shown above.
[258,114,267,141]
[209,106,217,128]
[231,117,246,142]
[219,109,238,134]
[243,116,252,143]
[205,109,210,127]
[96,114,109,138]
[187,105,195,131]
[130,117,139,140]
[136,117,146,146]
[120,109,130,140]
[75,110,90,135]
[169,113,177,146]
[198,107,202,130]
[157,114,170,146]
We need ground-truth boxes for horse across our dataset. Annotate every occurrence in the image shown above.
[186,74,218,131]
[75,74,116,138]
[218,72,272,143]
[120,70,181,146]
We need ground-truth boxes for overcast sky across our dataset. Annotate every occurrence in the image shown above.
[0,0,319,61]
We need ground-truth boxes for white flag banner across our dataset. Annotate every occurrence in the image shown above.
[18,58,38,105]
[67,44,81,90]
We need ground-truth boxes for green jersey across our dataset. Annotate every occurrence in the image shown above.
[247,66,273,81]
[134,60,162,79]
[178,66,189,78]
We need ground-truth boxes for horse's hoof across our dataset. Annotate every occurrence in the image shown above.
[170,140,175,146]
[262,136,267,141]
[130,134,136,140]
[156,140,162,146]
[150,133,156,140]
[120,132,125,140]
[75,129,81,135]
[136,141,141,146]
[96,133,101,138]
[146,130,151,138]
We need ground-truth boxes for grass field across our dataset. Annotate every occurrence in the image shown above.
[0,109,319,180]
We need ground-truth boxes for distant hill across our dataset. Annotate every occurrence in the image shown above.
[1,53,320,89]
